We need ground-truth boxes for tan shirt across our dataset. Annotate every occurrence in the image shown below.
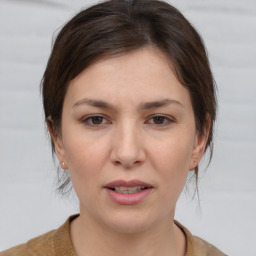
[0,215,227,256]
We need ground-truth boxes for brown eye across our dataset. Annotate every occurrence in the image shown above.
[91,116,104,124]
[152,116,165,124]
[147,115,174,127]
[83,115,109,126]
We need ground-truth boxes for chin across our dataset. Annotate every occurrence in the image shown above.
[102,211,158,234]
[108,220,151,234]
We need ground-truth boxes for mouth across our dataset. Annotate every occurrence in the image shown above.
[104,180,153,205]
[108,186,148,194]
[104,180,153,194]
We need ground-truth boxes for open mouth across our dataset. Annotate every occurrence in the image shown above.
[104,180,153,204]
[108,186,148,194]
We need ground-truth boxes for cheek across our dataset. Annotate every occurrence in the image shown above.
[63,123,106,165]
[148,135,194,194]
[62,131,109,190]
[150,136,194,173]
[66,146,103,203]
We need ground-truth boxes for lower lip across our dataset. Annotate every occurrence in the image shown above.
[105,188,153,205]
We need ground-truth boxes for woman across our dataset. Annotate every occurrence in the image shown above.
[1,0,227,255]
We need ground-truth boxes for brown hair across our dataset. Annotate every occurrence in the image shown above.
[42,0,217,194]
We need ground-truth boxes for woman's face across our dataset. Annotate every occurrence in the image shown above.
[53,47,208,233]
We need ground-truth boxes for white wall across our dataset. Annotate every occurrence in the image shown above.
[0,0,255,255]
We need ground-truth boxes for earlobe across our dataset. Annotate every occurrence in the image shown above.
[46,117,68,169]
[189,116,211,170]
[189,133,206,170]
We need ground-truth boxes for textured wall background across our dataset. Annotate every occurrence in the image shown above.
[0,0,255,255]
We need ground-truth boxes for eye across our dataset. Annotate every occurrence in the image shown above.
[146,115,174,126]
[82,115,109,126]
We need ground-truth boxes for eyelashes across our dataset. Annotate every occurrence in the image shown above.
[146,115,174,126]
[82,114,175,128]
[82,115,110,126]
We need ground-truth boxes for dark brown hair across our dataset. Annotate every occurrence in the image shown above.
[42,0,217,194]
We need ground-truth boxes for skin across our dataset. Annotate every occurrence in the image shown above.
[49,47,210,256]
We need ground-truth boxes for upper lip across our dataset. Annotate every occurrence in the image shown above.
[104,179,153,188]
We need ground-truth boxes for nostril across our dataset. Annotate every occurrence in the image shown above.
[123,160,142,168]
[113,159,142,168]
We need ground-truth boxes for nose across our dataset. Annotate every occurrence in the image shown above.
[110,122,146,168]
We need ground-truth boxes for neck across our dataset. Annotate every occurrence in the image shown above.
[70,211,186,256]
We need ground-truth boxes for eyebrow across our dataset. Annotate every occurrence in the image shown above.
[139,99,184,110]
[73,98,113,109]
[72,98,184,110]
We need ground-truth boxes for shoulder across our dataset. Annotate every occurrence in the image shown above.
[191,236,228,256]
[175,220,228,256]
[0,215,78,256]
[0,229,56,256]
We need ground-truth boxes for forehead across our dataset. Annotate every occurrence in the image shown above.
[65,47,191,109]
[71,46,176,83]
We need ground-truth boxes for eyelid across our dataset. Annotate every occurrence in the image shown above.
[146,114,175,126]
[82,114,111,126]
[81,114,175,127]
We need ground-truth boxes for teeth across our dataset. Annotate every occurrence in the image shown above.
[113,186,146,194]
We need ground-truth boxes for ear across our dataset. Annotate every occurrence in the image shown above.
[189,115,211,170]
[47,117,68,169]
